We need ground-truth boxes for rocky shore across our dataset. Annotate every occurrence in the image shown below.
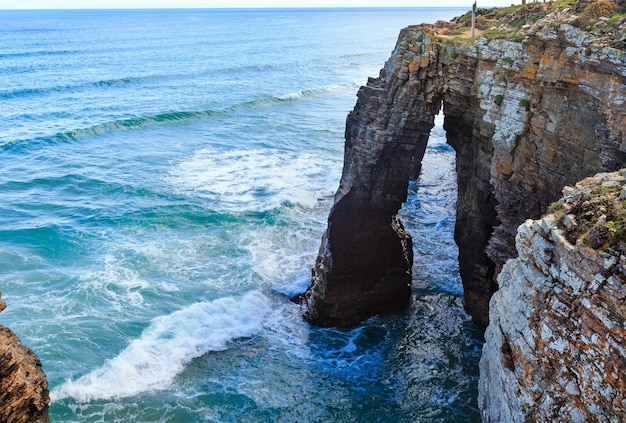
[2,1,625,421]
[0,293,50,423]
[305,0,626,329]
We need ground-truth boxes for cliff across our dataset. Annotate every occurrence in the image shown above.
[304,0,626,328]
[480,169,626,422]
[0,293,50,423]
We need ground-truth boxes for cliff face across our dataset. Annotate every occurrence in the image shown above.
[304,3,626,328]
[479,170,626,422]
[0,293,50,423]
[303,28,444,327]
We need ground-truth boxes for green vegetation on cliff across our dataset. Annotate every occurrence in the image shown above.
[439,0,626,49]
[548,172,626,251]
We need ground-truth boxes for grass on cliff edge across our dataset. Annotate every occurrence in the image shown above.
[450,0,625,48]
[549,185,626,251]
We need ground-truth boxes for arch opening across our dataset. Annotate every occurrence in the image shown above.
[399,110,463,299]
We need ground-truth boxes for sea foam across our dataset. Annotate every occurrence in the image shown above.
[168,148,339,212]
[51,290,271,402]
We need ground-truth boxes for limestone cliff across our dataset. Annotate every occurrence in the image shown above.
[0,292,50,423]
[480,170,626,422]
[304,1,626,328]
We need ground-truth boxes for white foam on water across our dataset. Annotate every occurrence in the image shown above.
[51,290,271,402]
[76,254,150,311]
[261,302,311,360]
[96,236,207,287]
[276,83,357,101]
[219,303,315,409]
[240,225,320,297]
[271,277,311,298]
[226,176,333,298]
[167,148,340,212]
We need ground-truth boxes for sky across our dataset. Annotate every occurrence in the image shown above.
[1,0,521,10]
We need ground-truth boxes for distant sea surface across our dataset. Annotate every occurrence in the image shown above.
[0,8,483,422]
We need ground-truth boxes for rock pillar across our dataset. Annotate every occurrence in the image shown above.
[303,27,443,327]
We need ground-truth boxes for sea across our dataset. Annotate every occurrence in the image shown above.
[0,7,484,422]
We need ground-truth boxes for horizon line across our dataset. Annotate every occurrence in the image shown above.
[0,5,478,11]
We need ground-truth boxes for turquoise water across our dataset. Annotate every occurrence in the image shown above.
[0,8,483,422]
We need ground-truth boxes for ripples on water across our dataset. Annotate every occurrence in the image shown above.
[0,8,482,422]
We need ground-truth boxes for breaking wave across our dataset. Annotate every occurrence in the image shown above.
[51,291,271,402]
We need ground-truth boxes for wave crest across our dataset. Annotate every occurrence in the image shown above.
[2,83,356,152]
[51,291,271,402]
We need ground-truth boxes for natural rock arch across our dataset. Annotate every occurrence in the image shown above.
[303,20,626,328]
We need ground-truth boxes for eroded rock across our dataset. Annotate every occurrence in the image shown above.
[0,293,50,423]
[479,170,626,422]
[305,2,626,328]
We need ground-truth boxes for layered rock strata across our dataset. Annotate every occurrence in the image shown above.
[304,2,626,328]
[0,293,50,423]
[303,28,443,327]
[479,170,626,422]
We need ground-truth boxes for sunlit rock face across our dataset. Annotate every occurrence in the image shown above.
[305,4,626,328]
[480,170,626,422]
[0,293,50,423]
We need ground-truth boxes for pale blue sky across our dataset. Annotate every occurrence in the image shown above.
[2,0,520,9]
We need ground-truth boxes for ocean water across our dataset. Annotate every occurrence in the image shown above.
[0,8,483,422]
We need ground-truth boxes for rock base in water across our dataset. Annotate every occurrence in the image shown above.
[0,292,50,423]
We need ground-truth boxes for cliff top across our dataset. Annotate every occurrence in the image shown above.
[432,0,626,49]
[548,170,626,252]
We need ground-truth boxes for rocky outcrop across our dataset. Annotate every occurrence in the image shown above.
[304,1,626,328]
[303,28,444,327]
[479,170,626,422]
[0,293,50,423]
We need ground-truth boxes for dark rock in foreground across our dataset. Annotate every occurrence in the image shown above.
[0,293,50,423]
